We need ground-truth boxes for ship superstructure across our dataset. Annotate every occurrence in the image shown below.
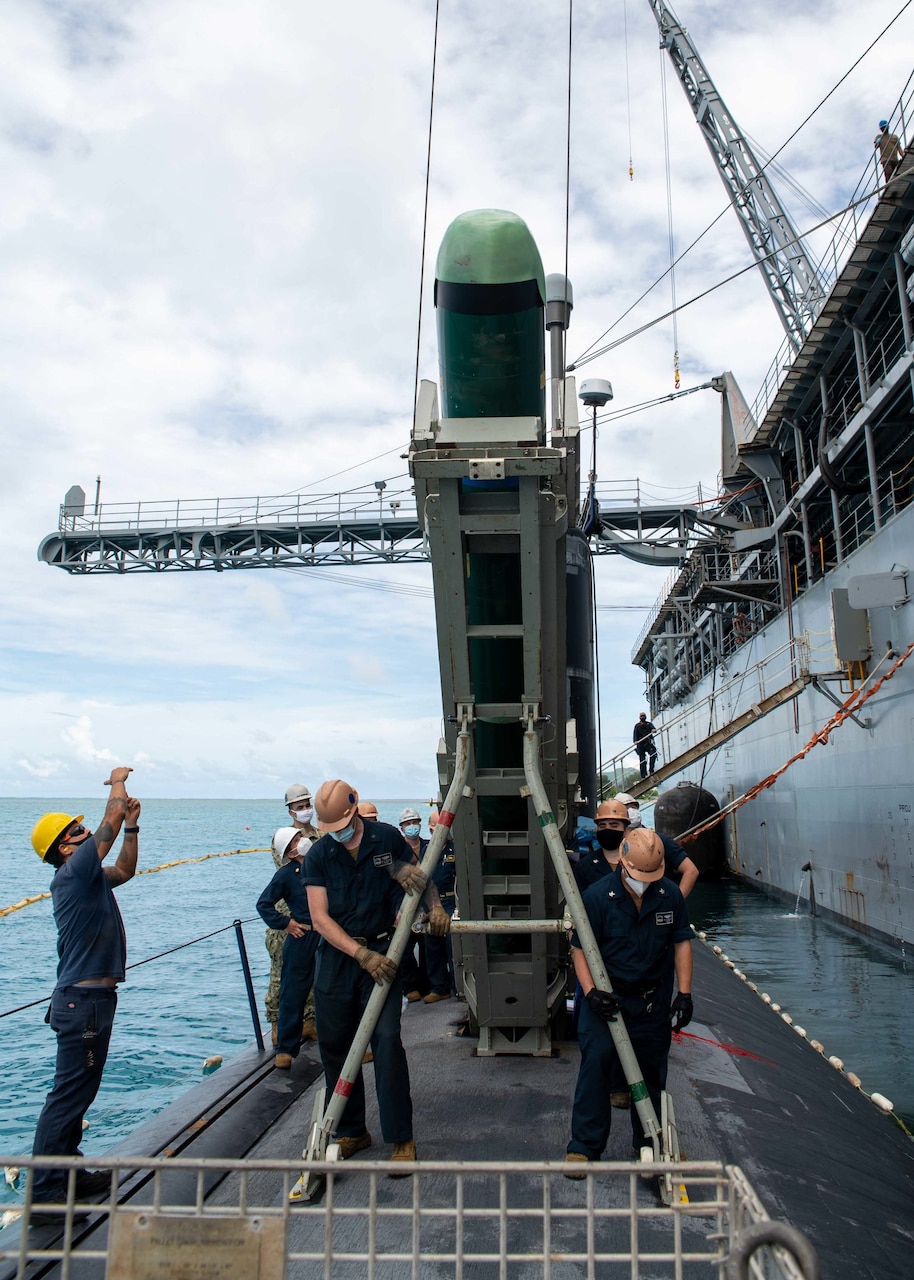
[632,102,914,948]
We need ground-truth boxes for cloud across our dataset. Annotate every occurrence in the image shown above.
[61,715,116,764]
[1,0,911,797]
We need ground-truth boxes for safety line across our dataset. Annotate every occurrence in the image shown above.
[0,917,261,1021]
[0,848,270,919]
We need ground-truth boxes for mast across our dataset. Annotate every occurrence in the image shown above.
[648,0,825,351]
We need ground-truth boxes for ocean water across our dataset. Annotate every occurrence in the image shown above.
[0,795,428,1204]
[2,800,912,1210]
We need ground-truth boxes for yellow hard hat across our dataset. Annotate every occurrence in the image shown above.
[31,812,84,861]
[314,780,359,832]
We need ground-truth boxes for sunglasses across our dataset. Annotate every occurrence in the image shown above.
[63,824,90,843]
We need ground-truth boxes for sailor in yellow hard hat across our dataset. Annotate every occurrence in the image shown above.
[27,766,139,1227]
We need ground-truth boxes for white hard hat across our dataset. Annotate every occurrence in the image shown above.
[399,807,421,824]
[615,793,638,808]
[284,784,311,806]
[272,827,301,859]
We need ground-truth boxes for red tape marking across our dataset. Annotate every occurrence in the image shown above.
[439,810,455,829]
[675,1030,778,1067]
[333,1079,354,1097]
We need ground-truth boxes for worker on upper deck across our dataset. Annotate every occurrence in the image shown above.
[564,828,693,1176]
[874,120,903,181]
[591,796,699,898]
[303,780,446,1169]
[257,827,318,1069]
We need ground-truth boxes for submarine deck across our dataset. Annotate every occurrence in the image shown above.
[3,938,912,1278]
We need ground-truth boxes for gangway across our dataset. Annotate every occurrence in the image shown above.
[625,672,812,799]
[599,637,817,795]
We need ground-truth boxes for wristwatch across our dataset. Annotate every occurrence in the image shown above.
[125,826,140,834]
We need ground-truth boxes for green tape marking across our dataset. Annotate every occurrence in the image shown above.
[538,812,556,829]
[630,1081,650,1102]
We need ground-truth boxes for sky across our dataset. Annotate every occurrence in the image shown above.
[1,0,911,801]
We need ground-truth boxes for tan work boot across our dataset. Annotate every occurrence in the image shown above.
[423,992,451,1003]
[405,990,422,1003]
[336,1132,372,1159]
[301,1017,318,1041]
[610,1091,631,1109]
[388,1139,417,1176]
[563,1153,589,1180]
[274,1053,293,1069]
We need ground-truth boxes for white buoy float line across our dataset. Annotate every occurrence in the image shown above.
[695,927,903,1125]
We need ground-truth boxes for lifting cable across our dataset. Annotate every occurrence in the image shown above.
[623,0,634,181]
[659,48,680,389]
[411,0,441,438]
[675,640,914,846]
[0,847,270,920]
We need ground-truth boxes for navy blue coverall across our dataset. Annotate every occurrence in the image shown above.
[256,859,319,1058]
[567,866,691,1158]
[425,836,457,996]
[32,835,125,1198]
[303,820,414,1143]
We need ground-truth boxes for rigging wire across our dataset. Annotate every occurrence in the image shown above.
[570,168,913,365]
[570,0,914,369]
[659,49,680,389]
[412,0,442,437]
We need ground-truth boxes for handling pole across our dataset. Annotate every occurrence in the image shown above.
[291,718,473,1201]
[521,708,664,1158]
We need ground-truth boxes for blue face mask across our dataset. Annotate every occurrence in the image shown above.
[402,824,421,839]
[330,823,356,844]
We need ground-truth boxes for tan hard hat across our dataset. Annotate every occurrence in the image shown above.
[619,828,665,881]
[357,800,379,820]
[595,799,629,823]
[314,779,359,831]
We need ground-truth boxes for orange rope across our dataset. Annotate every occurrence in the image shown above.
[677,641,914,844]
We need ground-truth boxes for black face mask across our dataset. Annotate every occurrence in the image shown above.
[596,829,625,852]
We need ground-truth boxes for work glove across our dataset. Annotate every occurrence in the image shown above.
[392,862,428,896]
[585,988,621,1022]
[426,903,451,937]
[354,946,398,986]
[670,992,693,1032]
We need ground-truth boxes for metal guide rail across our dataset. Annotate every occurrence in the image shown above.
[0,1155,819,1279]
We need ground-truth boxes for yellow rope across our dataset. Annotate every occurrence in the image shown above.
[0,848,271,918]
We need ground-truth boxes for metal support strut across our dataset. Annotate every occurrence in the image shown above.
[521,707,682,1202]
[290,720,473,1202]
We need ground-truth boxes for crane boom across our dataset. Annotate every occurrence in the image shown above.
[649,0,825,350]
